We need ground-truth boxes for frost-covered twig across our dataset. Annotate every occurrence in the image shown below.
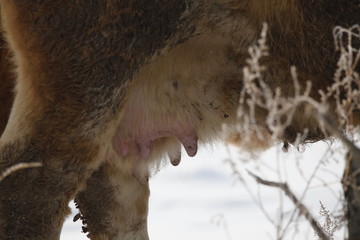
[323,25,360,130]
[315,201,339,240]
[231,23,360,240]
[236,24,360,149]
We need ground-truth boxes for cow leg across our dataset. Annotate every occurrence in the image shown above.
[75,161,149,240]
[0,132,102,239]
[0,1,112,239]
[0,1,199,239]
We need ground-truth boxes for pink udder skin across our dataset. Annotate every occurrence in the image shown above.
[113,127,198,160]
[111,82,201,184]
[113,97,198,183]
[112,123,198,184]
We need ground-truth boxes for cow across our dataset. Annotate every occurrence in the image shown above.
[0,1,358,239]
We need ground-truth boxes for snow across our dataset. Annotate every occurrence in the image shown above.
[61,142,346,240]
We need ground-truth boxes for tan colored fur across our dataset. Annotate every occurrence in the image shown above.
[0,1,46,141]
[113,32,244,179]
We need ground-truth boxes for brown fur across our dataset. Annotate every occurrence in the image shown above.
[0,1,358,239]
[230,0,360,142]
[0,35,13,136]
[76,162,149,239]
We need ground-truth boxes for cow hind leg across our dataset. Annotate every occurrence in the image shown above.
[0,1,109,239]
[75,161,150,240]
[0,79,104,239]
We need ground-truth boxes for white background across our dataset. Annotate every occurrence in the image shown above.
[61,142,346,240]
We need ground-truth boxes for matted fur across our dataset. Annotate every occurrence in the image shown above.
[0,1,358,239]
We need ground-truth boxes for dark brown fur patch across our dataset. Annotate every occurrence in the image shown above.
[0,37,14,136]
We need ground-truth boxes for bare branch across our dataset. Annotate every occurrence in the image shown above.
[247,171,330,240]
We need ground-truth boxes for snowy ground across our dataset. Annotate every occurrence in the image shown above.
[61,142,346,240]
